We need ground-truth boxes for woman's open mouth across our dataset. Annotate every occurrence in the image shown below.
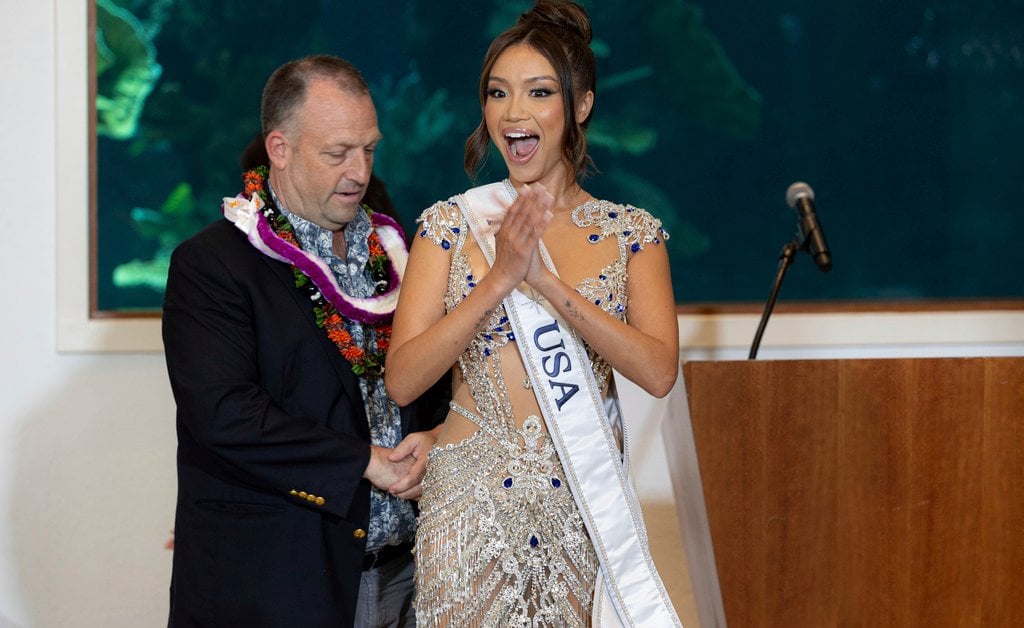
[505,130,539,164]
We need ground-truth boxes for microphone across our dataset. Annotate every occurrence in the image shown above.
[786,182,832,272]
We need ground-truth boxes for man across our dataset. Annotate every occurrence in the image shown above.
[163,55,447,627]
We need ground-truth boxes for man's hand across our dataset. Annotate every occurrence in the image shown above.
[363,445,416,492]
[385,426,442,500]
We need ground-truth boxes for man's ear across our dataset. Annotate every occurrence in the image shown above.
[576,90,594,125]
[265,130,289,170]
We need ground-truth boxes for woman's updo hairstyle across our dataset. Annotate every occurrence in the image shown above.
[464,0,597,183]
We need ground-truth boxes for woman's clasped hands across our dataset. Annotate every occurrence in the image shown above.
[490,182,554,293]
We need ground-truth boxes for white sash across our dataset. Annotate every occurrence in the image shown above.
[455,182,682,627]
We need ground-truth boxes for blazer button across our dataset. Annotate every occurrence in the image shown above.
[289,490,298,496]
[315,496,326,506]
[305,494,316,503]
[298,491,308,499]
[353,529,367,539]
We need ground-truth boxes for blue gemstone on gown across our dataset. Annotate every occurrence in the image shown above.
[442,240,451,250]
[503,477,513,488]
[551,478,561,488]
[530,535,539,547]
[588,234,599,242]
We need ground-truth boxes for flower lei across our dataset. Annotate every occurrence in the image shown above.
[224,166,408,378]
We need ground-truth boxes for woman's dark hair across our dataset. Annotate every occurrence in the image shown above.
[464,0,597,183]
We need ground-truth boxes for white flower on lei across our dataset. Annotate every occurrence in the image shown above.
[222,194,265,237]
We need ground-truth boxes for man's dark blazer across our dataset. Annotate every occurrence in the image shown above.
[163,217,446,627]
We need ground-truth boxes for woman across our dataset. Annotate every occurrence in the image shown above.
[385,1,682,625]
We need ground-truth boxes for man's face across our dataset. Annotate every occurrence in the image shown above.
[274,79,381,231]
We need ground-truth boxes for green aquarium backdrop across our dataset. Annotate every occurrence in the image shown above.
[95,0,1024,312]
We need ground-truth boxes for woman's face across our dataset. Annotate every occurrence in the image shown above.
[484,44,569,189]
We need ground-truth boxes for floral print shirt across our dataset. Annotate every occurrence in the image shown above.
[272,185,415,551]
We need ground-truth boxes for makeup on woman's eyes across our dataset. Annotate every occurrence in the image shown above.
[486,87,558,99]
[486,74,560,97]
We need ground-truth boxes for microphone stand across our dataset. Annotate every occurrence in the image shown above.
[748,240,799,359]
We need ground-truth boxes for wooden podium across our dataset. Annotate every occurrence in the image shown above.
[665,357,1024,627]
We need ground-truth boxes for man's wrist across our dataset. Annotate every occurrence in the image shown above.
[363,445,382,480]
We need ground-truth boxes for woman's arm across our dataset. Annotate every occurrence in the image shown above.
[526,237,679,397]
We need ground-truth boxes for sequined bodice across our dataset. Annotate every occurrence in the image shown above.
[417,197,667,440]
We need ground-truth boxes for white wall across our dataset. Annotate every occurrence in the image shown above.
[1,5,177,627]
[1,3,1021,627]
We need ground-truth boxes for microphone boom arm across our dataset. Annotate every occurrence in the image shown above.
[749,239,799,360]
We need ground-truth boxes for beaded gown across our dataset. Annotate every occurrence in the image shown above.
[412,193,668,627]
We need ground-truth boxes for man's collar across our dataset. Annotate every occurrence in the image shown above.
[267,181,372,270]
